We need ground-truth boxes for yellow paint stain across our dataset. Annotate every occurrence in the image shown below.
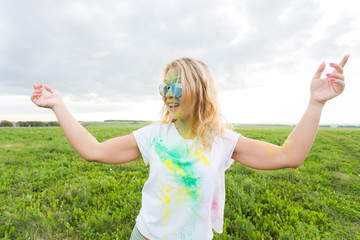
[175,167,186,176]
[194,151,210,166]
[175,186,189,204]
[164,159,175,171]
[160,185,174,223]
[164,159,187,177]
[257,142,279,156]
[267,147,276,155]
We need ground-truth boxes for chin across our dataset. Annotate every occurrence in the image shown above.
[170,113,182,120]
[168,108,184,119]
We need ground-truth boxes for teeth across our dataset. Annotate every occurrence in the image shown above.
[168,103,180,108]
[168,103,180,107]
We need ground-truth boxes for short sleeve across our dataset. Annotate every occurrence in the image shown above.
[133,124,155,165]
[222,129,240,170]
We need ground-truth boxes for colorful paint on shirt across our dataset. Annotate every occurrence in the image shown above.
[191,148,210,166]
[151,136,210,224]
[160,184,174,223]
[152,137,199,198]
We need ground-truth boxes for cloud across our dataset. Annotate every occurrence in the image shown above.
[0,0,358,123]
[0,0,322,96]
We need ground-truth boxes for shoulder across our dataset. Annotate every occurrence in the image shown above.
[217,128,241,142]
[211,128,240,150]
[133,122,171,137]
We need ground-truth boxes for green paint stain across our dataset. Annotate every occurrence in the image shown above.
[152,137,200,200]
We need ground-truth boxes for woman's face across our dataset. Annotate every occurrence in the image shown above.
[162,68,189,120]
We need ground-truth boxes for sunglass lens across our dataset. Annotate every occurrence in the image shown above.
[172,84,182,97]
[159,84,169,96]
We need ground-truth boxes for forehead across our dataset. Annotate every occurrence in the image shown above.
[164,67,179,85]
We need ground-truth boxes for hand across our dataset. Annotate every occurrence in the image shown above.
[310,54,349,105]
[31,83,63,109]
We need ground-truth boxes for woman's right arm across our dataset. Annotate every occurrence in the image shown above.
[31,83,141,164]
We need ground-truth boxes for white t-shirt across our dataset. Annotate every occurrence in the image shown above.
[133,123,240,240]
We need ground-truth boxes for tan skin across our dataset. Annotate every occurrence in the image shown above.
[31,55,349,239]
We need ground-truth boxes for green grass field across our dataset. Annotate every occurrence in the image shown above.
[0,124,359,239]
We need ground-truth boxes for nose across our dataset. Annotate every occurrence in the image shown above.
[166,87,174,98]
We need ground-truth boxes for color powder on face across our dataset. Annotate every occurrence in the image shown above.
[164,67,179,85]
[169,105,184,120]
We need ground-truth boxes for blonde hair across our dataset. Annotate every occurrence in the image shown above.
[160,57,228,149]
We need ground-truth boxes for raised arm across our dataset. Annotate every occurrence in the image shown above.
[31,84,141,164]
[232,54,350,170]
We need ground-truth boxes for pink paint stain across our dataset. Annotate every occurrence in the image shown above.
[212,200,218,213]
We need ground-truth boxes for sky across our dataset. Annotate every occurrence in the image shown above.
[0,0,359,125]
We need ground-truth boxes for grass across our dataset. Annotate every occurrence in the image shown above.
[0,124,359,239]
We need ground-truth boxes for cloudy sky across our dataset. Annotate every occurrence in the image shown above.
[0,0,359,124]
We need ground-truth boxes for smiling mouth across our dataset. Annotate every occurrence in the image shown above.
[167,102,180,110]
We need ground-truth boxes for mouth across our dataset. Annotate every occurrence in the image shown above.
[167,102,180,111]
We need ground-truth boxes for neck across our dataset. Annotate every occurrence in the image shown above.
[174,118,196,139]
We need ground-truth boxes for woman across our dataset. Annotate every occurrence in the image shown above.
[31,55,349,240]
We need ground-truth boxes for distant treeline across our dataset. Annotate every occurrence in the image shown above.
[0,120,60,127]
[1,120,359,128]
[105,120,150,123]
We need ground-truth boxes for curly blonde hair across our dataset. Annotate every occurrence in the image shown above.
[160,57,228,149]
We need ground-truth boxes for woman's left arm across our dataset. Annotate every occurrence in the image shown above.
[232,54,350,170]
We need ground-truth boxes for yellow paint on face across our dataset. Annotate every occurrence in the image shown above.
[163,68,186,120]
[164,67,178,85]
[171,108,184,120]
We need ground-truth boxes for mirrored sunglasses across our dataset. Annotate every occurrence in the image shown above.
[159,83,183,97]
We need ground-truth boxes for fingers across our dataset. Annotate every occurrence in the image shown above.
[44,84,55,93]
[330,62,344,74]
[32,83,55,94]
[339,54,350,68]
[32,83,46,98]
[329,78,345,94]
[330,54,350,74]
[32,88,43,96]
[325,72,344,81]
[313,61,326,79]
[33,83,43,90]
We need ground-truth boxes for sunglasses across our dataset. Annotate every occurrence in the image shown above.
[159,83,183,97]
